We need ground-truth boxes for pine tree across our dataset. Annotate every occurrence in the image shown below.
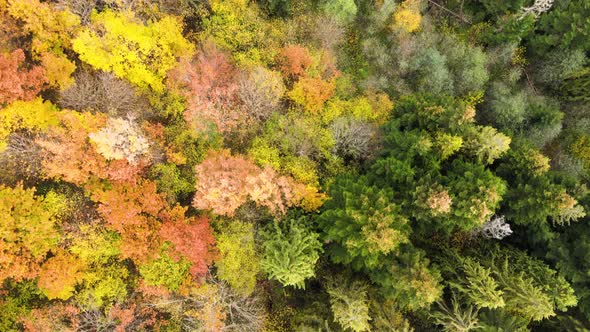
[260,218,323,289]
[325,274,371,332]
[318,175,410,270]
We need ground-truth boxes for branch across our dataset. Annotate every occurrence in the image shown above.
[428,0,471,24]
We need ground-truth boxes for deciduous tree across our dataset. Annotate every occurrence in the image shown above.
[73,9,193,92]
[0,49,46,104]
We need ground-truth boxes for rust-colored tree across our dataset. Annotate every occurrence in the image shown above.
[159,206,216,277]
[170,42,246,134]
[37,111,148,185]
[0,49,47,104]
[276,45,312,79]
[91,180,166,263]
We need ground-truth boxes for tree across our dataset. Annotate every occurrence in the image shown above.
[37,110,147,185]
[0,184,60,283]
[318,175,411,270]
[215,221,260,296]
[139,249,191,292]
[325,274,371,332]
[329,117,380,162]
[37,250,85,300]
[73,9,193,92]
[529,0,590,53]
[192,150,317,216]
[159,208,216,278]
[0,49,46,104]
[464,126,511,164]
[391,0,422,33]
[5,0,79,88]
[321,0,357,25]
[91,180,166,263]
[370,247,443,310]
[260,218,322,289]
[0,98,59,152]
[444,160,506,231]
[89,117,151,164]
[170,42,246,134]
[237,66,285,122]
[59,71,146,117]
[276,45,312,79]
[201,0,275,66]
[288,77,335,113]
[431,296,481,332]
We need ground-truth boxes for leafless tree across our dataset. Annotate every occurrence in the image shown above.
[330,117,380,162]
[520,0,554,19]
[60,71,148,118]
[312,16,345,51]
[0,132,43,185]
[237,67,285,123]
[55,0,98,25]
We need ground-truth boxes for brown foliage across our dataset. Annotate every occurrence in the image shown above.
[192,150,308,216]
[0,49,47,104]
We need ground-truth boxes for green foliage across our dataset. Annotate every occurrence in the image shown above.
[150,163,194,202]
[318,175,410,270]
[431,295,481,332]
[443,255,505,310]
[321,0,357,25]
[534,48,587,90]
[0,280,43,332]
[370,246,443,311]
[70,224,122,265]
[325,274,371,332]
[139,249,191,292]
[75,264,130,309]
[260,218,323,289]
[445,160,506,230]
[530,0,590,53]
[215,221,261,296]
[561,67,590,103]
[477,309,529,332]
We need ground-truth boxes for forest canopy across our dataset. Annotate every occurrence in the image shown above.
[1,0,590,331]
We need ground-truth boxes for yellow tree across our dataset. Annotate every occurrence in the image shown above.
[0,184,61,283]
[5,0,80,88]
[73,9,193,93]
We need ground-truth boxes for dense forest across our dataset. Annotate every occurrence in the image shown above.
[1,0,590,330]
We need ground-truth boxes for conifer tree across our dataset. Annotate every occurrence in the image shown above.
[260,218,323,289]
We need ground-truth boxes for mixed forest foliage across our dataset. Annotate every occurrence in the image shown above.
[1,0,590,331]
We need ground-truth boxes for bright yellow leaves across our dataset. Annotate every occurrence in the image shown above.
[391,0,422,33]
[0,97,59,151]
[73,10,193,92]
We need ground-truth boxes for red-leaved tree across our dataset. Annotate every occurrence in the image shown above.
[0,49,47,104]
[170,42,247,134]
